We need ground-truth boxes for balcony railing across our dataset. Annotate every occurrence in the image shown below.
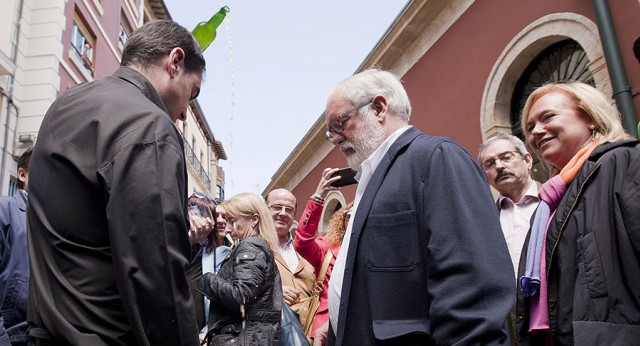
[183,137,211,190]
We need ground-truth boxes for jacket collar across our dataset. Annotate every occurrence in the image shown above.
[589,139,639,161]
[349,126,421,241]
[14,189,27,212]
[113,66,169,117]
[273,250,305,274]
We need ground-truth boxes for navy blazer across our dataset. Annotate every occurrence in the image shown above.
[330,127,514,345]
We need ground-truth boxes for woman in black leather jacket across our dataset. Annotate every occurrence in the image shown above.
[196,192,282,345]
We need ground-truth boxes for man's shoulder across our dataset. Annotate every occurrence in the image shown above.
[0,195,18,209]
[409,132,460,149]
[404,133,470,159]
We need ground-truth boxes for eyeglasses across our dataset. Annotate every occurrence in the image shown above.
[268,204,295,216]
[481,150,521,171]
[325,99,373,142]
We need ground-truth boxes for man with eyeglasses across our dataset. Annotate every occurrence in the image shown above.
[265,189,316,330]
[321,69,514,346]
[478,132,540,278]
[478,132,541,346]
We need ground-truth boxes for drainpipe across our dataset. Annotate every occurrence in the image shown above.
[591,0,638,138]
[0,0,25,192]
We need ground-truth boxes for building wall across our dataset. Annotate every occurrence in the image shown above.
[0,0,226,197]
[271,0,640,227]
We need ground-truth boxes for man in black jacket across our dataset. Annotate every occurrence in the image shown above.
[27,20,204,345]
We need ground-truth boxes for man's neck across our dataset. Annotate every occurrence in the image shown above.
[505,178,534,203]
[278,234,289,247]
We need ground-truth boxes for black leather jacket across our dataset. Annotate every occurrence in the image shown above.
[196,236,282,345]
[517,140,640,345]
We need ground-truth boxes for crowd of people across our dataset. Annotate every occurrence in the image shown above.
[0,19,638,346]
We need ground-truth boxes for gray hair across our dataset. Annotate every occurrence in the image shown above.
[330,68,412,122]
[121,20,205,74]
[478,132,528,162]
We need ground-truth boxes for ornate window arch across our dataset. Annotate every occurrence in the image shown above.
[480,13,610,142]
[320,191,347,236]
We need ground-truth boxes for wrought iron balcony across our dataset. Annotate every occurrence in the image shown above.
[183,136,211,190]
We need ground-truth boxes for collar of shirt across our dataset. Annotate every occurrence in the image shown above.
[355,125,413,188]
[498,180,540,208]
[278,235,294,250]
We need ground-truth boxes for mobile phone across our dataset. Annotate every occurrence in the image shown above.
[330,168,358,187]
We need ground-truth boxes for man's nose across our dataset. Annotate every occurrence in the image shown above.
[329,132,346,145]
[494,159,507,169]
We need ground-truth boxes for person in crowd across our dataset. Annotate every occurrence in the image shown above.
[478,133,540,277]
[0,149,32,346]
[294,167,352,341]
[478,133,541,346]
[318,68,514,345]
[186,192,229,341]
[27,20,204,345]
[196,192,282,345]
[518,81,640,345]
[265,189,316,329]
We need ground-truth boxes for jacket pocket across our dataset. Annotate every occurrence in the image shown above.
[366,210,418,271]
[578,232,608,298]
[372,319,430,340]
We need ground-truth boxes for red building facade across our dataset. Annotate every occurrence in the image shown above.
[266,0,640,229]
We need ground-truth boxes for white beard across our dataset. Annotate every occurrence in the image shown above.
[341,114,386,172]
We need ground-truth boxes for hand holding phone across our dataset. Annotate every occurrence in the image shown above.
[330,167,358,187]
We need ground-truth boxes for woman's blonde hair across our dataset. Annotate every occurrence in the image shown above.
[221,192,279,255]
[521,81,631,146]
[326,201,354,246]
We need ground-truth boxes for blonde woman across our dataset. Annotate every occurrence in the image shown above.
[196,193,282,345]
[517,82,639,345]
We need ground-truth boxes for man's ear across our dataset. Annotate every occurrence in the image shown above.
[168,47,185,77]
[523,153,533,171]
[18,167,27,184]
[372,95,388,122]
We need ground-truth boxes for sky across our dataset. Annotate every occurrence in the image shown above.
[163,1,409,197]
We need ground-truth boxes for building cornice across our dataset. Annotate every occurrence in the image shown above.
[146,0,171,20]
[265,0,474,193]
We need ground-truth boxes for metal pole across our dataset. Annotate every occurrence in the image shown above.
[591,0,638,138]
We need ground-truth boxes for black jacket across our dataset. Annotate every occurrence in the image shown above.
[517,140,640,345]
[27,67,198,345]
[197,236,282,345]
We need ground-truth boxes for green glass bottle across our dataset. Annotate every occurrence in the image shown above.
[192,6,230,52]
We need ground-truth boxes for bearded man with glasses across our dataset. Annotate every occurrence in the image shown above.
[320,69,514,346]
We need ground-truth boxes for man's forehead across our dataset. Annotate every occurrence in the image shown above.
[324,97,349,120]
[482,139,516,157]
[267,190,296,206]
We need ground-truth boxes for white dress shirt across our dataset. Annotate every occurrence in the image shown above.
[328,125,411,333]
[278,236,299,272]
[497,180,540,279]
